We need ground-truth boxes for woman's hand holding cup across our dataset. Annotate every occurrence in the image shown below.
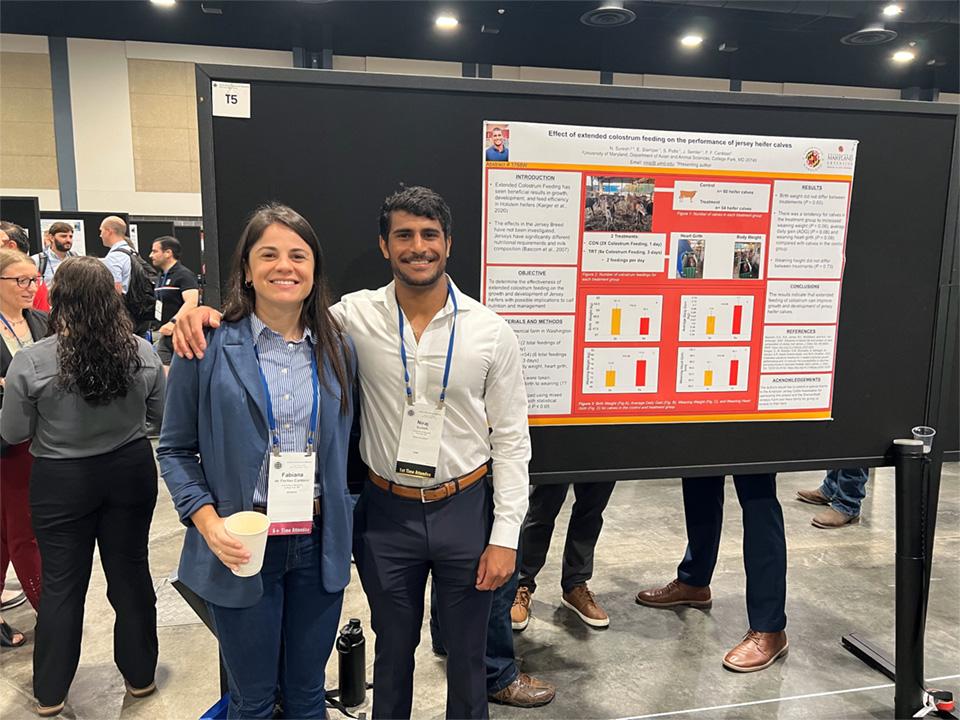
[192,506,250,572]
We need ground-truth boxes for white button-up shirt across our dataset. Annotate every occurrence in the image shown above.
[333,278,531,549]
[101,242,132,293]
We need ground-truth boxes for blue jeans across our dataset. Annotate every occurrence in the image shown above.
[429,564,520,695]
[820,468,868,517]
[207,526,344,719]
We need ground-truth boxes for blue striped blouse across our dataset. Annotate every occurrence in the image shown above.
[250,314,321,505]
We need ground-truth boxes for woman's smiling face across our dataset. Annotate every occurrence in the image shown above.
[245,223,315,312]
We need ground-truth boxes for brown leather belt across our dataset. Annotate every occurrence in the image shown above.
[368,463,488,503]
[252,497,322,516]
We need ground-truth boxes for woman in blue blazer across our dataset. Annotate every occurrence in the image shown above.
[157,204,355,719]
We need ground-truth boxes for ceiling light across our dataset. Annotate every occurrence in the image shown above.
[580,1,636,28]
[892,49,915,63]
[681,34,704,47]
[150,0,176,6]
[841,22,897,46]
[435,14,459,30]
[882,4,903,17]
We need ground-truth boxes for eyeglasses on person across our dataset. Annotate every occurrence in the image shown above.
[0,275,43,288]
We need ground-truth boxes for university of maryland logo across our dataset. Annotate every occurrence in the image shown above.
[804,148,822,169]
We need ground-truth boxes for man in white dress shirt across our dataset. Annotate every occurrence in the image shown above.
[172,187,531,719]
[345,186,529,719]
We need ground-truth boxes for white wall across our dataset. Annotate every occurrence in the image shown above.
[365,56,460,77]
[2,34,294,216]
[68,39,293,216]
[124,41,292,67]
[68,39,139,211]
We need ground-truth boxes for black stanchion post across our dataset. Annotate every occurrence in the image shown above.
[893,438,926,719]
[921,453,943,625]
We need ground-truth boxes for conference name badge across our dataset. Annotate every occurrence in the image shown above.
[266,453,316,536]
[396,402,445,480]
[155,299,163,322]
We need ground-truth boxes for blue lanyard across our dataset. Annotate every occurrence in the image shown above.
[0,313,26,349]
[253,340,320,456]
[398,282,457,407]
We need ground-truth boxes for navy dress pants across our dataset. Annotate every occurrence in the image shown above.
[676,473,787,633]
[354,479,494,719]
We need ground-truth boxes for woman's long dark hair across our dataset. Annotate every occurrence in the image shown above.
[49,256,141,405]
[222,204,352,413]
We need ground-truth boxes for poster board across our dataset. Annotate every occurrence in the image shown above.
[480,121,859,426]
[195,66,958,479]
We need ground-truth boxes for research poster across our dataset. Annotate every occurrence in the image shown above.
[480,121,858,425]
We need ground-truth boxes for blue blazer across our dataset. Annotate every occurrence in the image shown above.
[157,318,355,608]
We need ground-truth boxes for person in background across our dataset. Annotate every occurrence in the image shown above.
[32,222,77,285]
[797,468,869,528]
[0,222,49,311]
[148,236,199,373]
[511,480,618,630]
[0,248,45,650]
[99,215,131,294]
[1,256,164,716]
[636,473,788,673]
[158,205,355,719]
[100,216,157,337]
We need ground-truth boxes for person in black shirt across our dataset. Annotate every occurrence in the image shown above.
[149,236,199,370]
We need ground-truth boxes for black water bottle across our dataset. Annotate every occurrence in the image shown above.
[337,618,366,707]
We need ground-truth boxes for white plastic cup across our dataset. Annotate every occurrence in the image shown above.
[223,511,271,577]
[911,426,936,454]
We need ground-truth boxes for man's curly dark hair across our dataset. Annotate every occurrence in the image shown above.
[49,256,141,405]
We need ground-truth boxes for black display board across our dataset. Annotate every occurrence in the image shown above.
[173,225,203,278]
[130,219,175,261]
[40,211,130,259]
[1,196,41,253]
[196,66,958,480]
[127,220,203,278]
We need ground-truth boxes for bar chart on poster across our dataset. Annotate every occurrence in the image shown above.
[480,120,858,426]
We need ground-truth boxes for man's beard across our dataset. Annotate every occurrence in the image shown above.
[392,257,446,288]
[54,240,71,252]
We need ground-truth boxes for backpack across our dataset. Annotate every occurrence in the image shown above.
[115,245,159,328]
[32,252,48,280]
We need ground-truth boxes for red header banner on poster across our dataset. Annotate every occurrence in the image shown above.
[480,121,858,426]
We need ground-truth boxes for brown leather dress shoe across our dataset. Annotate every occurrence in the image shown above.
[812,507,860,528]
[489,673,556,708]
[635,579,712,609]
[796,488,830,505]
[722,630,788,672]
